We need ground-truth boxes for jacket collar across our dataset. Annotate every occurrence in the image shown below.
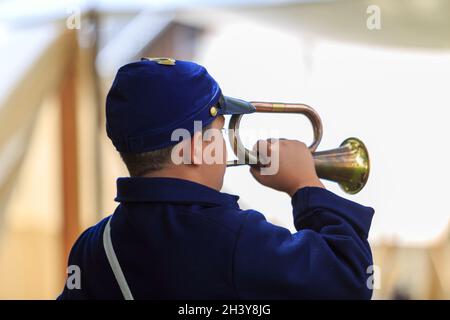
[115,177,240,209]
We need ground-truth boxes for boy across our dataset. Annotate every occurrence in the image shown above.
[58,58,374,300]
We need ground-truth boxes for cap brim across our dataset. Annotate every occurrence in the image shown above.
[217,96,256,115]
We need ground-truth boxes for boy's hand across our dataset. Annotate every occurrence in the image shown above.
[250,139,325,197]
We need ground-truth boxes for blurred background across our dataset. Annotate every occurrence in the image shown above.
[0,0,449,299]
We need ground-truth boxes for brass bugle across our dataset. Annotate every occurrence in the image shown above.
[226,102,370,194]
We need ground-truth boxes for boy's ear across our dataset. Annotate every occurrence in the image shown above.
[190,130,203,165]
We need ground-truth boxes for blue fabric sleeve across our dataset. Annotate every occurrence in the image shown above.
[233,187,374,299]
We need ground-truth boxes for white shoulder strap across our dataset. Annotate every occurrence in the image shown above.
[103,216,134,300]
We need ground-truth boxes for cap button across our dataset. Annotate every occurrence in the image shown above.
[210,106,218,117]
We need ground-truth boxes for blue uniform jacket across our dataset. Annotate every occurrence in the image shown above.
[58,177,374,299]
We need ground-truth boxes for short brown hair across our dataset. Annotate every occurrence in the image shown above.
[120,145,175,177]
[120,124,212,177]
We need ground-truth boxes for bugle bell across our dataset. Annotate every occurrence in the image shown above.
[225,101,370,194]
